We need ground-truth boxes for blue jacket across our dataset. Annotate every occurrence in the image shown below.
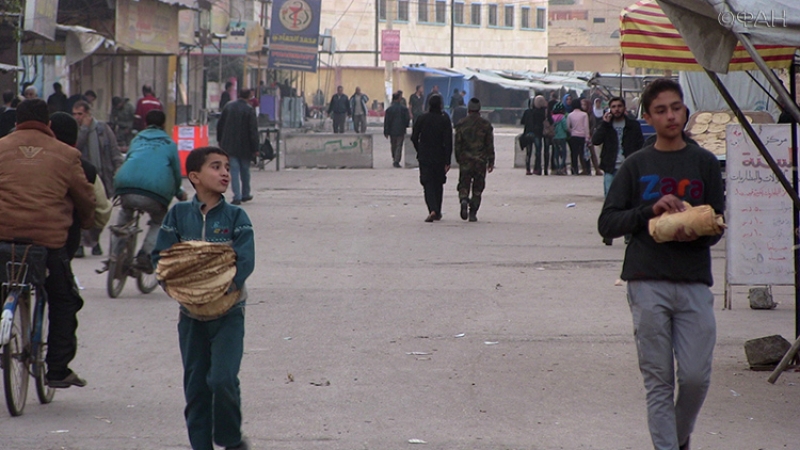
[349,93,369,116]
[113,127,182,206]
[152,195,255,315]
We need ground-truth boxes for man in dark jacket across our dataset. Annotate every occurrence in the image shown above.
[592,96,644,246]
[383,93,410,168]
[592,97,644,197]
[327,86,350,133]
[47,82,68,114]
[411,95,452,222]
[217,88,259,205]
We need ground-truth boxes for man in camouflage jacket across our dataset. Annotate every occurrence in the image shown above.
[454,98,494,222]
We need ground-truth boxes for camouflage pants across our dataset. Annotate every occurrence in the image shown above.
[458,161,487,210]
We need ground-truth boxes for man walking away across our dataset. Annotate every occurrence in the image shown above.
[47,82,68,114]
[134,85,163,131]
[383,93,410,168]
[349,87,369,134]
[217,88,259,205]
[454,98,494,222]
[327,86,350,133]
[411,95,452,223]
[592,96,644,245]
[598,78,724,450]
[449,88,463,111]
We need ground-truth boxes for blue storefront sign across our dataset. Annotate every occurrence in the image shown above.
[268,0,321,72]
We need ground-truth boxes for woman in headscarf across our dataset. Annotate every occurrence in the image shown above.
[520,95,552,175]
[562,93,573,113]
[551,102,569,175]
[592,98,605,122]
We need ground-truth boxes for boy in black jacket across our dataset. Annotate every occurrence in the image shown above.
[597,79,724,450]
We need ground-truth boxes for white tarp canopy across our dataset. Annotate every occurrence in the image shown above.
[657,0,800,73]
[452,68,563,92]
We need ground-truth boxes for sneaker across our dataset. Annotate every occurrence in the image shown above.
[231,199,242,205]
[424,212,436,223]
[74,247,85,258]
[602,237,613,246]
[393,162,401,168]
[468,212,477,222]
[47,371,87,388]
[433,212,442,221]
[91,243,102,256]
[241,196,253,202]
[460,199,469,221]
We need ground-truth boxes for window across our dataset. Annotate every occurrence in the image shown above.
[521,6,530,28]
[470,3,481,25]
[398,0,409,20]
[536,7,546,29]
[435,0,446,23]
[418,0,428,22]
[488,4,497,26]
[454,2,464,24]
[593,17,605,23]
[504,5,514,27]
[379,0,386,20]
[556,60,574,71]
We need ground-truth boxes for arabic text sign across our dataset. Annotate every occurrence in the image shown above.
[381,30,400,61]
[725,124,797,285]
[268,0,321,72]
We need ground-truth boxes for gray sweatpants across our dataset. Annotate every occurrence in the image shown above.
[626,280,716,450]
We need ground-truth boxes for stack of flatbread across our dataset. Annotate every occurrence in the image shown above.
[648,202,726,243]
[688,111,758,156]
[156,241,239,318]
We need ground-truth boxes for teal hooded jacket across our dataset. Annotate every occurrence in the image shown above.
[113,126,182,206]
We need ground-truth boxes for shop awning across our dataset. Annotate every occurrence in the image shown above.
[620,0,796,72]
[0,63,24,73]
[453,68,563,91]
[403,65,463,78]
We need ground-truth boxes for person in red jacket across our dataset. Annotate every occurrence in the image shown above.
[134,84,163,131]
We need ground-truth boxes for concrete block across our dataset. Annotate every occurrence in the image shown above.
[404,137,458,169]
[284,133,373,169]
[514,133,526,168]
[749,287,776,309]
[744,335,791,367]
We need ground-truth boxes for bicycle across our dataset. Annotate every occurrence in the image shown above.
[101,208,159,298]
[0,242,56,416]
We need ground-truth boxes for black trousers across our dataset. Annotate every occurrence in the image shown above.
[332,112,347,133]
[419,163,446,216]
[44,246,84,379]
[390,135,404,164]
[568,136,589,175]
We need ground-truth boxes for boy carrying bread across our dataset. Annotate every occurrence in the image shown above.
[152,146,255,450]
[597,79,724,450]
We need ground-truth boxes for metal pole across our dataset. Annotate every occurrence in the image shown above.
[791,60,799,338]
[736,32,800,124]
[450,0,454,68]
[218,36,223,103]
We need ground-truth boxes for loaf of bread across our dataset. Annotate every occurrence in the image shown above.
[648,202,725,243]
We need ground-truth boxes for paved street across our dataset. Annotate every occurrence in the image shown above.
[0,128,797,450]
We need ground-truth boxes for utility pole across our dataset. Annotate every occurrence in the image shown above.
[385,0,394,108]
[450,0,454,68]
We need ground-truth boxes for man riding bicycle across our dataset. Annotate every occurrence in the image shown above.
[0,99,96,388]
[113,110,186,273]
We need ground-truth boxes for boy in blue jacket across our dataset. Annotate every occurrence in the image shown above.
[113,110,186,272]
[152,146,255,450]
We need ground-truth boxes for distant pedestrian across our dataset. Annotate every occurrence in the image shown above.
[134,85,163,131]
[411,95,452,223]
[0,91,19,138]
[349,87,369,133]
[450,102,467,126]
[383,92,410,168]
[73,100,123,256]
[409,85,425,125]
[219,81,234,110]
[449,88,463,111]
[454,98,494,222]
[520,95,551,175]
[551,102,569,175]
[424,85,441,112]
[109,96,136,150]
[217,88,259,205]
[566,98,590,175]
[582,97,602,175]
[47,82,69,114]
[327,86,350,133]
[396,90,407,108]
[598,78,724,450]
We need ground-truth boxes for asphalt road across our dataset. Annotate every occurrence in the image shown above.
[0,127,796,450]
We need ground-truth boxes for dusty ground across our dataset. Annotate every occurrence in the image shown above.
[0,126,797,450]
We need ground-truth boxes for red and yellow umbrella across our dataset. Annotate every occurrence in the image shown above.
[620,0,796,71]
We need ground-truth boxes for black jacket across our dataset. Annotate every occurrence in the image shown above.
[327,93,350,115]
[384,102,410,137]
[217,99,259,159]
[592,115,644,174]
[411,110,452,166]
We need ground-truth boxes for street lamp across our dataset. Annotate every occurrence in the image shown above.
[212,32,227,107]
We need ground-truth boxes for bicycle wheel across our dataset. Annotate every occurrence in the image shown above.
[33,290,55,404]
[106,237,130,298]
[137,270,159,294]
[3,291,30,416]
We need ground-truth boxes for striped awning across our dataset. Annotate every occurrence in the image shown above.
[620,0,797,71]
